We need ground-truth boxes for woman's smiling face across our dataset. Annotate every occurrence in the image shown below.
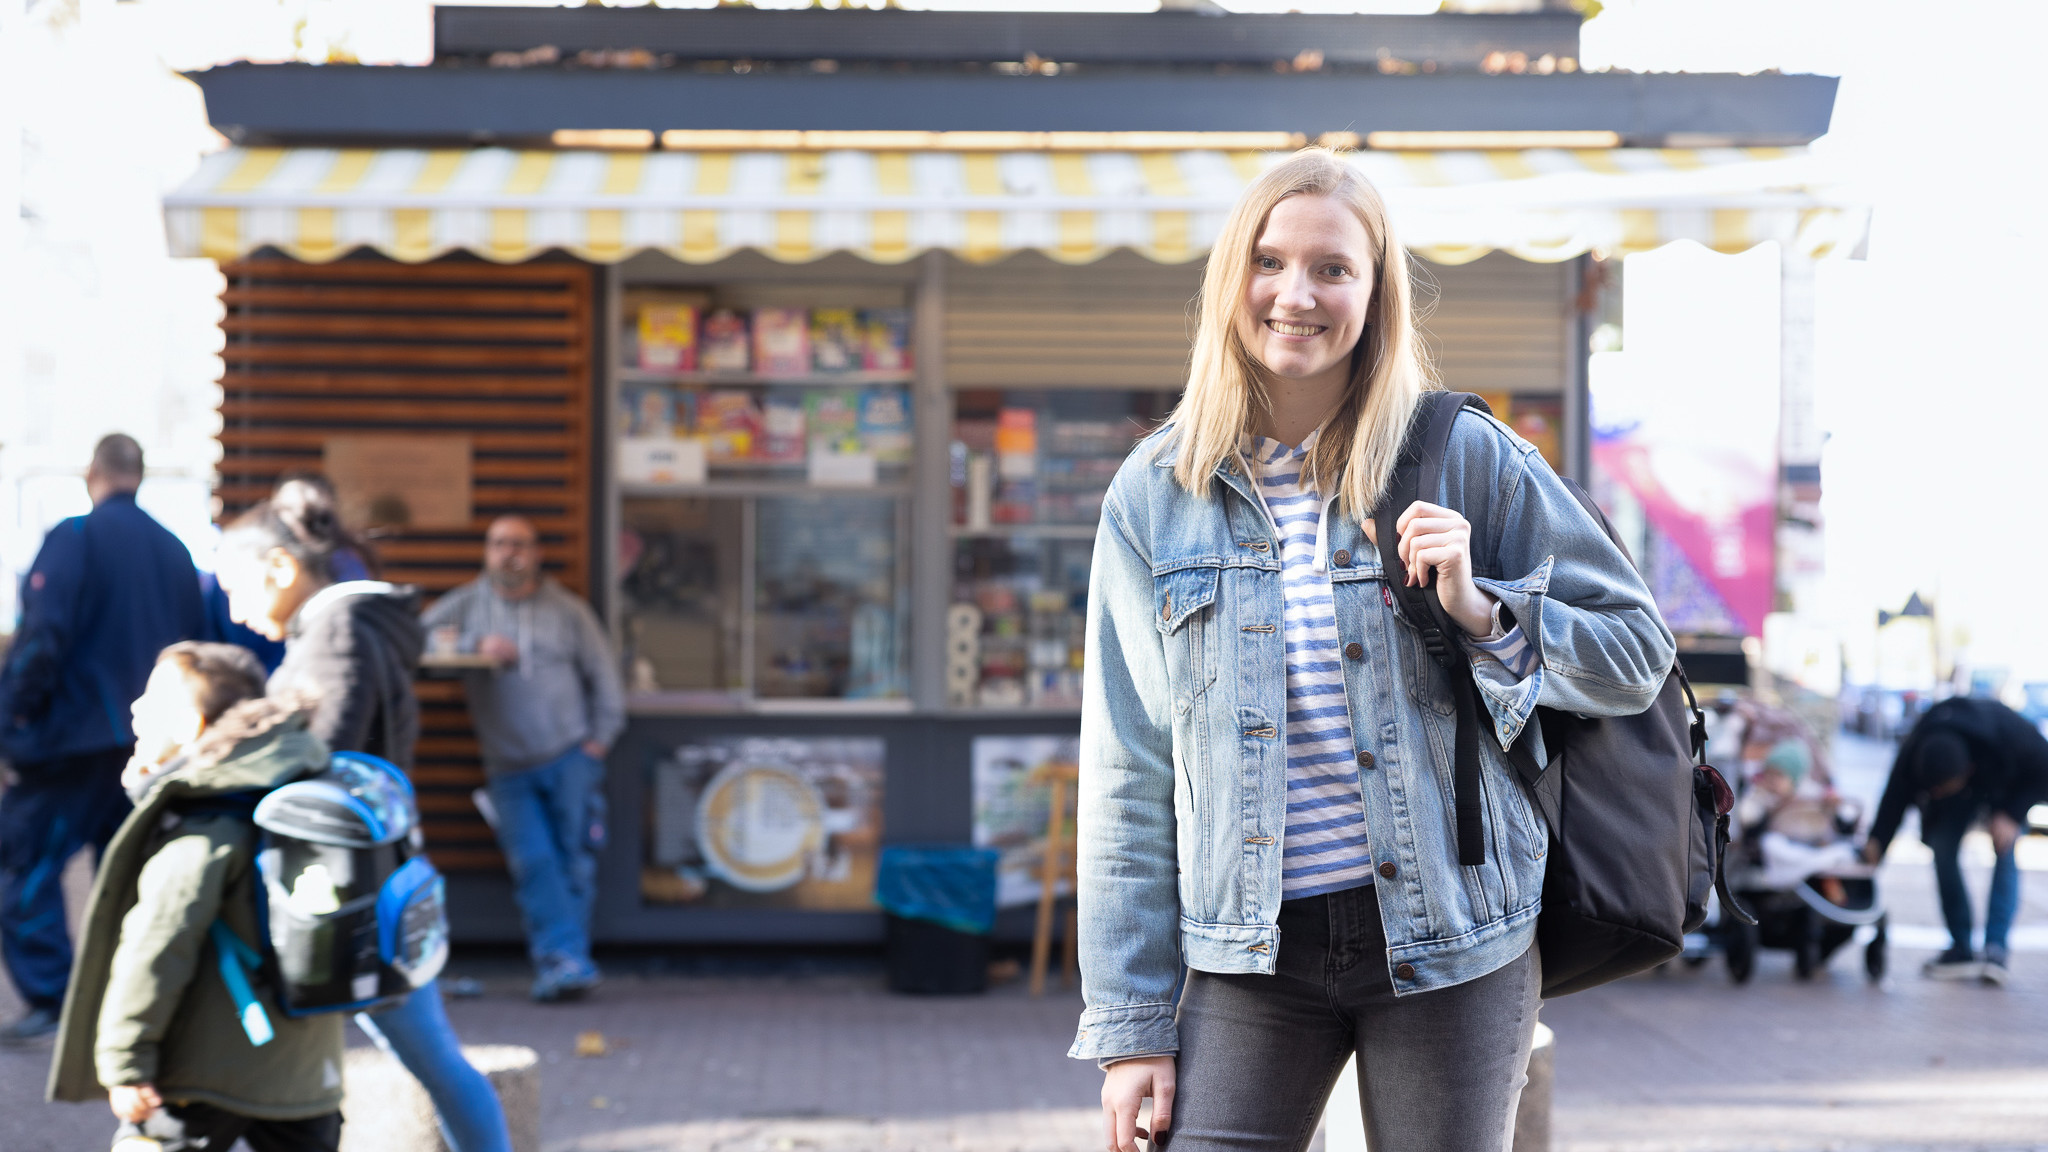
[1235,192,1377,386]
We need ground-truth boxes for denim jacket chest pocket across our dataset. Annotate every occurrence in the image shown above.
[1328,561,1455,718]
[1154,564,1220,714]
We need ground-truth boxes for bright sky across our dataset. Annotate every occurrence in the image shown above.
[3,0,2041,684]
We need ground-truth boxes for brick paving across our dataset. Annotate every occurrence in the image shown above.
[4,734,2046,1151]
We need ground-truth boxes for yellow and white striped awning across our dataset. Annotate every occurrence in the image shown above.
[165,145,1866,268]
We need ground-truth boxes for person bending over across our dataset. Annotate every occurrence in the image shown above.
[1864,696,2048,985]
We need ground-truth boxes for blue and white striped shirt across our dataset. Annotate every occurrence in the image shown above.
[1250,432,1537,900]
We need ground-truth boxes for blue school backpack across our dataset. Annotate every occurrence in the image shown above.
[212,752,450,1045]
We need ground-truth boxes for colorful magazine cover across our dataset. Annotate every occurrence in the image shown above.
[859,308,913,373]
[760,392,808,463]
[805,389,863,457]
[993,407,1039,523]
[622,385,676,438]
[753,307,812,378]
[700,308,752,373]
[698,389,761,460]
[637,303,698,372]
[809,309,863,373]
[857,387,913,465]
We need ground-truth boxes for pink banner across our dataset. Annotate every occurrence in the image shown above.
[1592,433,1775,637]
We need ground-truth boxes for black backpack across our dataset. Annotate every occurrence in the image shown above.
[1372,391,1751,998]
[249,750,451,1016]
[202,751,451,1048]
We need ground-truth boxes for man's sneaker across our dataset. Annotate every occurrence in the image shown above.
[1922,947,1982,981]
[1982,946,2011,987]
[0,1005,59,1047]
[531,955,602,1003]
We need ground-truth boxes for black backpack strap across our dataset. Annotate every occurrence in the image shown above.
[1374,391,1492,867]
[1675,667,1758,926]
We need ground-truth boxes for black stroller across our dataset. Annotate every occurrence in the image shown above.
[1687,796,1888,983]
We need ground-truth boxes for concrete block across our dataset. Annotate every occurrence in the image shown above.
[342,1044,540,1152]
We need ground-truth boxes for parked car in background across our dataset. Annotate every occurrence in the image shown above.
[1841,685,1935,742]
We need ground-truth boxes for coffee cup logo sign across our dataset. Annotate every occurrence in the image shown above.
[696,763,825,893]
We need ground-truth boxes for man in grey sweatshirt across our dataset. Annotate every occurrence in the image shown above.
[422,516,625,1001]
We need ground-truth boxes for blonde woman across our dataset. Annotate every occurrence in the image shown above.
[1072,149,1675,1152]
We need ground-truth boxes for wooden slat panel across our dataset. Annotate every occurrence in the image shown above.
[224,314,579,341]
[401,570,585,596]
[413,767,488,788]
[429,848,507,871]
[417,735,484,758]
[216,461,580,483]
[223,397,576,424]
[219,430,577,454]
[216,255,595,875]
[414,681,467,704]
[213,484,582,514]
[221,372,582,398]
[224,285,576,313]
[377,540,526,565]
[222,344,579,368]
[423,821,499,845]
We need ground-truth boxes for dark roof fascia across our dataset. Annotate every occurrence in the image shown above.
[188,64,1838,148]
[432,8,1580,70]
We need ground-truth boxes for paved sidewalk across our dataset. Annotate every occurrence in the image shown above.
[9,873,2042,1152]
[5,734,2045,1151]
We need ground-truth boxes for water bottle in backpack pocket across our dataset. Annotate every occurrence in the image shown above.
[249,751,450,1015]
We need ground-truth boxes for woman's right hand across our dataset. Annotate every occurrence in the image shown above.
[1101,1055,1176,1152]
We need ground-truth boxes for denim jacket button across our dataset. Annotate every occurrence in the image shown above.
[1333,548,1351,568]
[1344,642,1364,661]
[1395,963,1416,980]
[1356,750,1375,769]
[1378,861,1397,879]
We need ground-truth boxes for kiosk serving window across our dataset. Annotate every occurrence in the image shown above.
[615,269,915,707]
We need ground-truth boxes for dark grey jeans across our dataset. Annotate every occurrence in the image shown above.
[1159,884,1540,1152]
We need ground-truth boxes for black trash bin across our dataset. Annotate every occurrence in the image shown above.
[875,845,999,995]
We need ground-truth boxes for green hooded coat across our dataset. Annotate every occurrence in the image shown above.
[47,697,347,1120]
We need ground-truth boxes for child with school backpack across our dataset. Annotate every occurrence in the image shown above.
[46,642,361,1150]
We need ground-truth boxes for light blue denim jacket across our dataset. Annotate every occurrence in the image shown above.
[1069,408,1676,1062]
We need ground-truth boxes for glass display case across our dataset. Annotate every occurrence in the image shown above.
[946,389,1177,710]
[615,278,914,708]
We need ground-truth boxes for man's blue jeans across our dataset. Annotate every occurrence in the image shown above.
[0,749,130,1009]
[1921,795,2021,956]
[486,746,603,968]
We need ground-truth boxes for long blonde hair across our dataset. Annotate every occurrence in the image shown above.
[1169,148,1435,515]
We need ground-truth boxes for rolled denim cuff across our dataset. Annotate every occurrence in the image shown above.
[1098,1051,1175,1071]
[1069,1002,1179,1062]
[1470,558,1554,750]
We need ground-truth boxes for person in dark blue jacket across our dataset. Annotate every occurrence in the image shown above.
[0,435,203,1044]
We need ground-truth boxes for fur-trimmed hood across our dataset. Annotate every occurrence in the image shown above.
[138,693,327,801]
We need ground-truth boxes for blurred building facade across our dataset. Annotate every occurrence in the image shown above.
[158,5,1854,944]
